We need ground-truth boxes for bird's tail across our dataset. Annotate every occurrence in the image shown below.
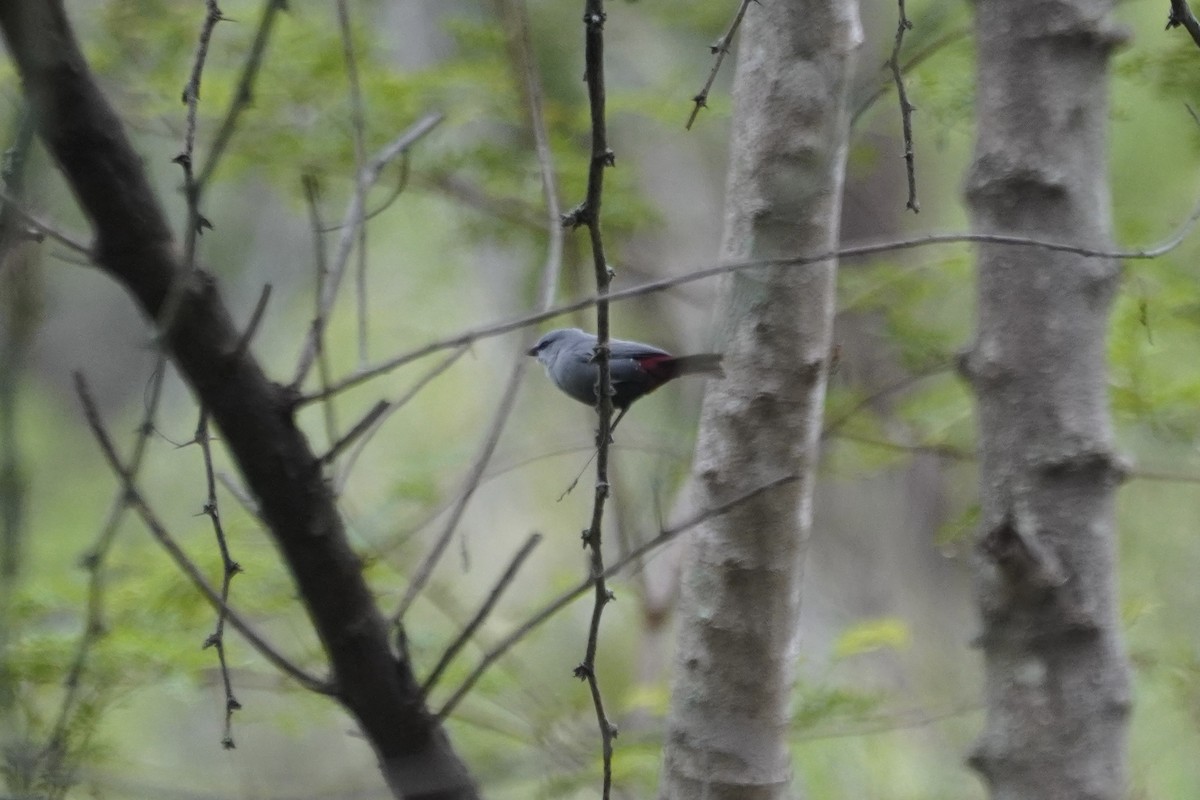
[671,353,724,378]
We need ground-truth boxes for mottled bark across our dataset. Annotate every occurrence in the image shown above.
[0,4,477,798]
[659,1,861,798]
[961,0,1132,797]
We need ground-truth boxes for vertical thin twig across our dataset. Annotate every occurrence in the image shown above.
[335,0,372,367]
[561,0,618,795]
[889,0,920,213]
[302,175,340,450]
[195,409,243,748]
[685,0,752,130]
[291,114,444,389]
[190,284,269,748]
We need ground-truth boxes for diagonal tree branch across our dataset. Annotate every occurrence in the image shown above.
[0,5,477,798]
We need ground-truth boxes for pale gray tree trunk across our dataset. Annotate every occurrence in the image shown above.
[659,1,861,797]
[961,0,1132,797]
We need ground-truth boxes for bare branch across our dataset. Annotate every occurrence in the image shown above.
[889,0,919,212]
[334,345,470,494]
[74,373,333,695]
[436,474,799,720]
[0,187,90,255]
[1167,0,1200,49]
[312,202,1200,400]
[571,2,618,791]
[686,0,753,130]
[197,0,288,188]
[335,0,372,366]
[292,113,445,388]
[390,0,565,625]
[421,532,543,695]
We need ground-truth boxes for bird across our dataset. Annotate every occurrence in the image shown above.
[528,327,723,428]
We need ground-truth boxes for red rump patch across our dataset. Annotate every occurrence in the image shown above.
[636,354,678,385]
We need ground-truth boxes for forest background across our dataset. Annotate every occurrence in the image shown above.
[2,0,1200,798]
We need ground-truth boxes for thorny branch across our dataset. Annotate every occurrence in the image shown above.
[74,374,332,695]
[569,1,618,794]
[686,0,753,130]
[889,0,919,212]
[190,283,270,748]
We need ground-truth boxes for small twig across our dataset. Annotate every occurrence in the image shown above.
[195,408,243,749]
[889,0,920,212]
[421,532,543,695]
[302,175,339,449]
[851,27,969,128]
[573,1,618,793]
[73,373,333,696]
[334,346,469,493]
[686,0,753,130]
[231,283,272,360]
[1167,0,1200,49]
[309,198,1200,406]
[0,188,90,255]
[436,474,799,719]
[192,285,270,749]
[176,0,224,253]
[320,399,389,465]
[335,0,372,367]
[292,113,445,389]
[197,0,288,188]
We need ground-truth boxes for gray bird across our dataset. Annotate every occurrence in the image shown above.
[528,328,723,426]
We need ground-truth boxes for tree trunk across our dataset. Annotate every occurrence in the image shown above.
[0,4,477,798]
[961,0,1132,797]
[659,1,861,797]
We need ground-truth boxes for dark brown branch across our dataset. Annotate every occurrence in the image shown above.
[686,0,753,130]
[571,2,617,794]
[195,408,244,748]
[320,399,389,465]
[421,532,543,694]
[0,5,477,796]
[436,474,799,720]
[889,0,919,212]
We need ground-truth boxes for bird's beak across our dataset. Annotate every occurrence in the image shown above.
[526,345,539,357]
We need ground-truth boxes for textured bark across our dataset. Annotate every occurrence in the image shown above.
[961,0,1132,797]
[659,2,861,798]
[0,4,477,798]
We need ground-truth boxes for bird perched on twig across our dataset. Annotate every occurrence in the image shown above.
[528,327,723,428]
